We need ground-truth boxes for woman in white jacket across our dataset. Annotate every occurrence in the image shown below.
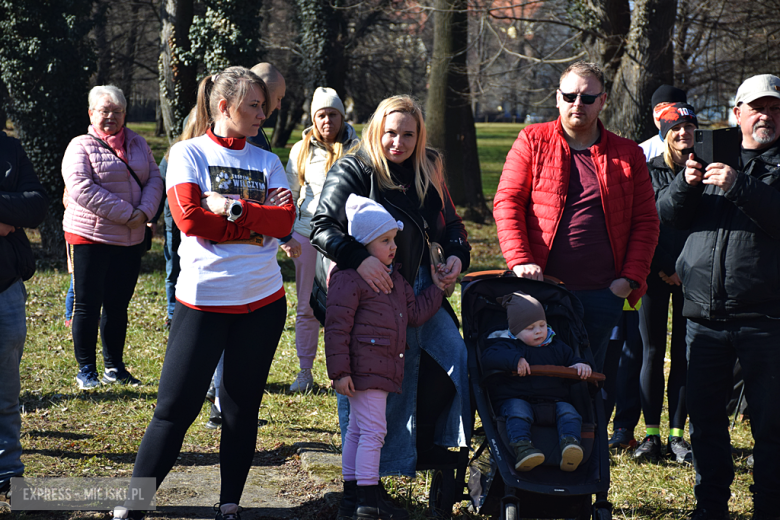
[286,87,358,392]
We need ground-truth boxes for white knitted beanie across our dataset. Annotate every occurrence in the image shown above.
[310,87,345,119]
[346,194,403,245]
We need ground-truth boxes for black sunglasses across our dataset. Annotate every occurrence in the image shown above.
[559,90,603,105]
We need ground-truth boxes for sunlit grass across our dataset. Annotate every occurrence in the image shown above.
[13,122,758,519]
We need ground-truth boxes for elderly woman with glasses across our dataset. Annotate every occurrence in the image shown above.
[62,85,163,391]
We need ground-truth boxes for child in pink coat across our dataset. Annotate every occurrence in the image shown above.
[325,194,443,520]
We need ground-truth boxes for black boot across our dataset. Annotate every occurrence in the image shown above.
[205,403,222,429]
[337,480,357,519]
[354,485,409,520]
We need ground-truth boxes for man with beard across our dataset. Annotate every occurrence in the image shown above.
[656,74,780,520]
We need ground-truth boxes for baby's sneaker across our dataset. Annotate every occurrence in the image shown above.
[510,440,545,471]
[560,436,583,472]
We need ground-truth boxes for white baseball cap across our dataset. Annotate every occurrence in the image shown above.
[735,74,780,105]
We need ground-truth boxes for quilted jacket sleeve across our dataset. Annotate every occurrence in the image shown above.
[404,279,443,328]
[494,130,537,270]
[481,338,525,373]
[62,137,135,224]
[620,147,660,306]
[324,270,361,382]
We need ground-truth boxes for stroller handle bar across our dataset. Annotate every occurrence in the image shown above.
[512,365,605,385]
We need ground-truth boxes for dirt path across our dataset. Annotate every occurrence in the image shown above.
[0,444,344,520]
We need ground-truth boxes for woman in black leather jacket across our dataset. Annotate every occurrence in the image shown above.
[311,95,471,484]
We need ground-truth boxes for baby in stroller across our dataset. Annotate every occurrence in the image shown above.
[481,291,592,473]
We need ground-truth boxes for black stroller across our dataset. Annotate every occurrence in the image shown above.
[429,270,612,520]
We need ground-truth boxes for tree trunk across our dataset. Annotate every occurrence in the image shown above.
[426,0,489,222]
[155,102,165,136]
[270,54,305,149]
[580,0,631,90]
[93,1,111,86]
[590,0,678,141]
[118,2,141,102]
[159,0,196,141]
[271,92,304,149]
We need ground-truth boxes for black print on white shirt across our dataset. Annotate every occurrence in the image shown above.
[208,165,267,204]
[207,165,268,246]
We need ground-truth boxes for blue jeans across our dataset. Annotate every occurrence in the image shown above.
[65,276,74,321]
[500,399,582,443]
[602,311,642,429]
[686,318,780,513]
[0,280,27,486]
[163,225,180,320]
[571,288,625,373]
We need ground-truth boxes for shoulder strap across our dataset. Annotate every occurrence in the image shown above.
[90,135,144,189]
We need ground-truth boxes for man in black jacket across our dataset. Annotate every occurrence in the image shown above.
[656,74,780,520]
[0,131,48,496]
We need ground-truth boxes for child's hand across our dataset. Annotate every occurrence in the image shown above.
[430,264,448,291]
[516,357,530,376]
[333,376,355,397]
[570,363,592,380]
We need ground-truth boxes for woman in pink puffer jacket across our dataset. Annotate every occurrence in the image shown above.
[62,85,163,391]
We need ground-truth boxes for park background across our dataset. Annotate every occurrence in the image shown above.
[7,122,757,520]
[1,0,772,517]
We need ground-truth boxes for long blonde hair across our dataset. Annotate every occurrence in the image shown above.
[295,119,346,188]
[193,66,268,137]
[358,95,444,205]
[662,137,678,171]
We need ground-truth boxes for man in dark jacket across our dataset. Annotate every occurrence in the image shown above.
[0,131,48,495]
[656,74,780,520]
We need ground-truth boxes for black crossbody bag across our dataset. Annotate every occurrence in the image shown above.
[90,136,153,251]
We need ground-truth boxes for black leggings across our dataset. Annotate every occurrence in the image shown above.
[638,273,688,429]
[71,242,144,370]
[131,298,286,505]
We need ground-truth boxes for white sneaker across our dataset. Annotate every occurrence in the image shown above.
[112,506,129,519]
[289,369,314,393]
[215,502,241,520]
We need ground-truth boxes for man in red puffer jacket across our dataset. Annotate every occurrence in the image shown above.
[494,61,658,373]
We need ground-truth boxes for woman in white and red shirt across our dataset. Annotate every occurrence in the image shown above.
[114,66,295,520]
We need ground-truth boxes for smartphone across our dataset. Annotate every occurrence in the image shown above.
[692,127,742,170]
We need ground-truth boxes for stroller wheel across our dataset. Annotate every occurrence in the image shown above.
[503,501,518,520]
[429,469,456,518]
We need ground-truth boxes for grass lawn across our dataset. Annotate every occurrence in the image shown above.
[6,123,757,519]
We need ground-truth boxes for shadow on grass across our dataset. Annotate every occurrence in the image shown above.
[288,427,337,436]
[150,494,339,520]
[263,382,331,396]
[26,430,93,440]
[23,444,298,469]
[20,389,159,412]
[612,504,694,519]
